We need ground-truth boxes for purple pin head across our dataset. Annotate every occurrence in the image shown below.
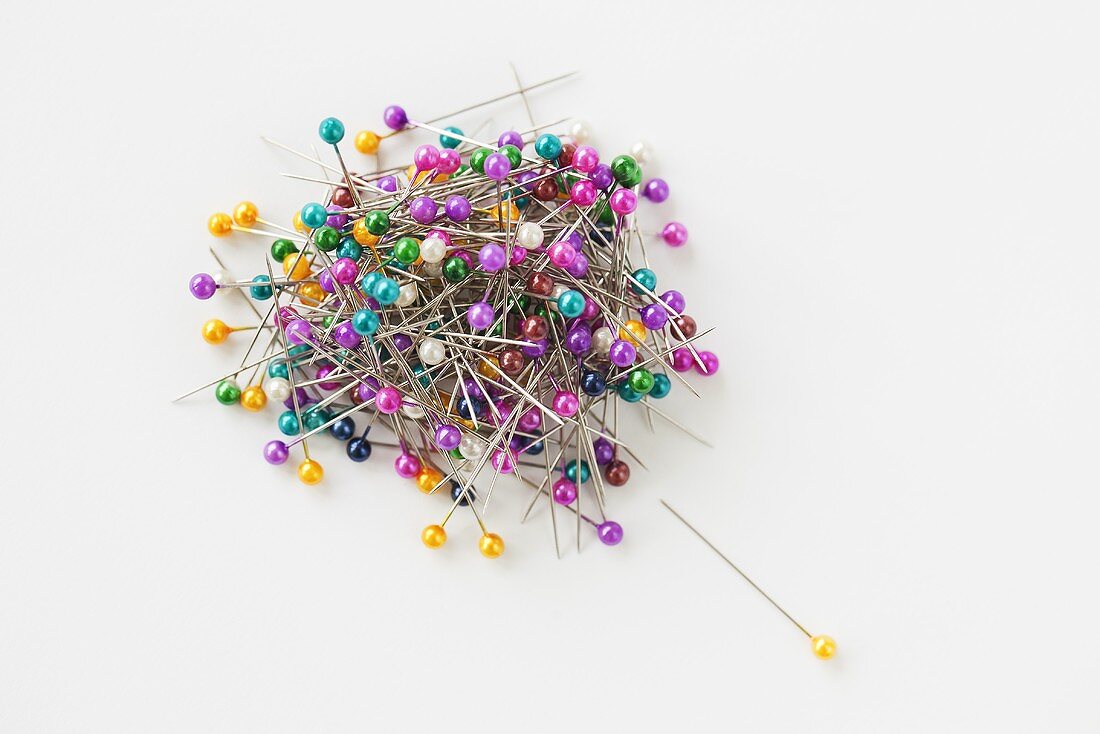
[479,243,507,272]
[409,196,438,224]
[483,152,511,181]
[643,178,670,203]
[434,424,462,451]
[497,130,523,149]
[597,521,623,546]
[189,273,217,300]
[467,301,495,330]
[445,195,472,222]
[593,437,615,465]
[263,440,289,465]
[640,303,669,330]
[609,339,637,368]
[591,163,614,190]
[383,104,408,130]
[332,321,361,349]
[660,289,686,314]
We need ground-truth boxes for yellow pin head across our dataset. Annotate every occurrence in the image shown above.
[201,318,231,344]
[352,218,380,247]
[233,201,258,227]
[416,467,444,494]
[811,635,836,660]
[620,319,647,346]
[477,355,501,380]
[355,130,381,155]
[422,524,447,548]
[207,212,233,237]
[283,252,312,281]
[240,385,267,412]
[297,459,324,485]
[490,202,520,226]
[298,281,325,305]
[292,210,308,234]
[478,532,505,558]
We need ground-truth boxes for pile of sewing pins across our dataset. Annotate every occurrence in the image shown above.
[181,71,718,559]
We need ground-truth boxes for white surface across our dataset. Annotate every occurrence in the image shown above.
[2,1,1099,730]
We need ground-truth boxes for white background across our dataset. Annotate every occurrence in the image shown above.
[2,1,1099,730]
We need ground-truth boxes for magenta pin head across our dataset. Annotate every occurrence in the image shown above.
[413,144,440,171]
[394,452,421,478]
[275,306,298,328]
[518,406,542,431]
[552,390,580,418]
[437,149,461,175]
[670,347,694,372]
[609,189,637,215]
[315,363,341,391]
[570,180,597,207]
[426,229,452,247]
[572,145,599,173]
[492,448,516,474]
[331,257,358,284]
[491,399,514,426]
[695,350,720,375]
[579,294,599,320]
[553,478,577,505]
[375,386,402,414]
[661,221,688,247]
[548,241,577,268]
